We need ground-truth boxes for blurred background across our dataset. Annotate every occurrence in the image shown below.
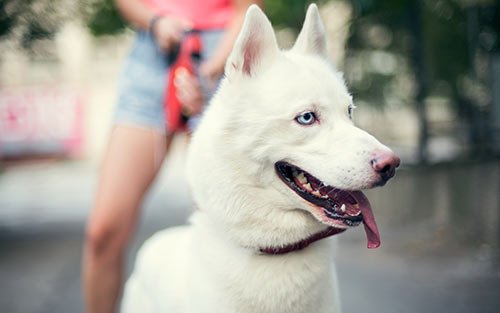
[0,0,499,312]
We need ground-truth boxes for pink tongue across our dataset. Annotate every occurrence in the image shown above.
[351,191,380,249]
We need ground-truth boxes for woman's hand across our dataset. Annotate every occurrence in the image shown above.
[199,59,225,85]
[174,68,204,116]
[174,59,226,116]
[151,16,192,51]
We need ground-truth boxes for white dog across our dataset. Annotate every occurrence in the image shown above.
[121,4,400,313]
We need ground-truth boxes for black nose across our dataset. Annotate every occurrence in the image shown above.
[371,152,400,184]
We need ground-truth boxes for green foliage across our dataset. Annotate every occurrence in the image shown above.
[346,0,499,108]
[265,0,310,30]
[346,0,415,109]
[0,0,16,38]
[351,0,410,15]
[0,0,67,49]
[265,0,340,31]
[21,19,54,48]
[422,1,469,93]
[86,0,127,36]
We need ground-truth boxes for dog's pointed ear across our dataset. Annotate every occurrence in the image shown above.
[292,4,328,57]
[225,5,278,78]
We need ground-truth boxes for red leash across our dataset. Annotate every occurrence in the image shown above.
[165,31,203,132]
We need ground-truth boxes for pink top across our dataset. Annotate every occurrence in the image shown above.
[144,0,234,29]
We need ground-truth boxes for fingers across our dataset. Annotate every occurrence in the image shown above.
[199,62,216,88]
[201,62,225,90]
[174,68,204,115]
[153,17,192,51]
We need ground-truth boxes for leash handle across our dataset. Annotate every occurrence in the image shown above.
[166,29,202,66]
[164,31,203,132]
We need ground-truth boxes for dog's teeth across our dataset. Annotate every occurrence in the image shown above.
[312,190,321,197]
[296,172,308,184]
[340,204,346,213]
[347,209,361,216]
[303,183,313,191]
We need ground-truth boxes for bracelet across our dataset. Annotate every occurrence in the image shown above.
[148,15,164,35]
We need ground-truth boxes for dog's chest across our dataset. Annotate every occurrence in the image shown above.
[226,263,336,313]
[190,238,339,313]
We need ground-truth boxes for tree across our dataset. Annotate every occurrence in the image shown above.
[1,0,498,160]
[0,0,77,50]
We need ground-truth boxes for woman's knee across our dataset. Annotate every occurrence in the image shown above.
[84,211,132,258]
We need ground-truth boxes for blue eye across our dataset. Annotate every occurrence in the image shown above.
[347,104,356,119]
[295,111,317,126]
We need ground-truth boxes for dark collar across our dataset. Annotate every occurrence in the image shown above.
[259,227,346,255]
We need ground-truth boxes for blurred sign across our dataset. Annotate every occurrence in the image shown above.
[0,86,84,158]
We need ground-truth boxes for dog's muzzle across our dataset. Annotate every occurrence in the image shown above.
[275,161,382,249]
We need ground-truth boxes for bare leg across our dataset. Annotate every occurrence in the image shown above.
[83,125,174,313]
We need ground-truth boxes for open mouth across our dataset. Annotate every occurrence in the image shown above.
[275,161,381,248]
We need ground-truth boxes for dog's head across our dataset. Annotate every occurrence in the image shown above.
[187,4,400,250]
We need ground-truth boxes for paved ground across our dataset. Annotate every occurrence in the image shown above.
[1,146,499,313]
[2,224,499,313]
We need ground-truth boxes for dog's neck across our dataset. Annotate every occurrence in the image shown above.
[258,227,345,255]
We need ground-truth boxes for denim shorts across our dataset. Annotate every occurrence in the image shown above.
[113,30,224,132]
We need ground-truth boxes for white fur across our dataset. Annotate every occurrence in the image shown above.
[121,4,394,313]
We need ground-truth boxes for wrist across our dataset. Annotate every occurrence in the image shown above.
[148,15,165,35]
[201,60,223,81]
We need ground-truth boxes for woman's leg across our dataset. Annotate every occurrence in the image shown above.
[83,125,174,313]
